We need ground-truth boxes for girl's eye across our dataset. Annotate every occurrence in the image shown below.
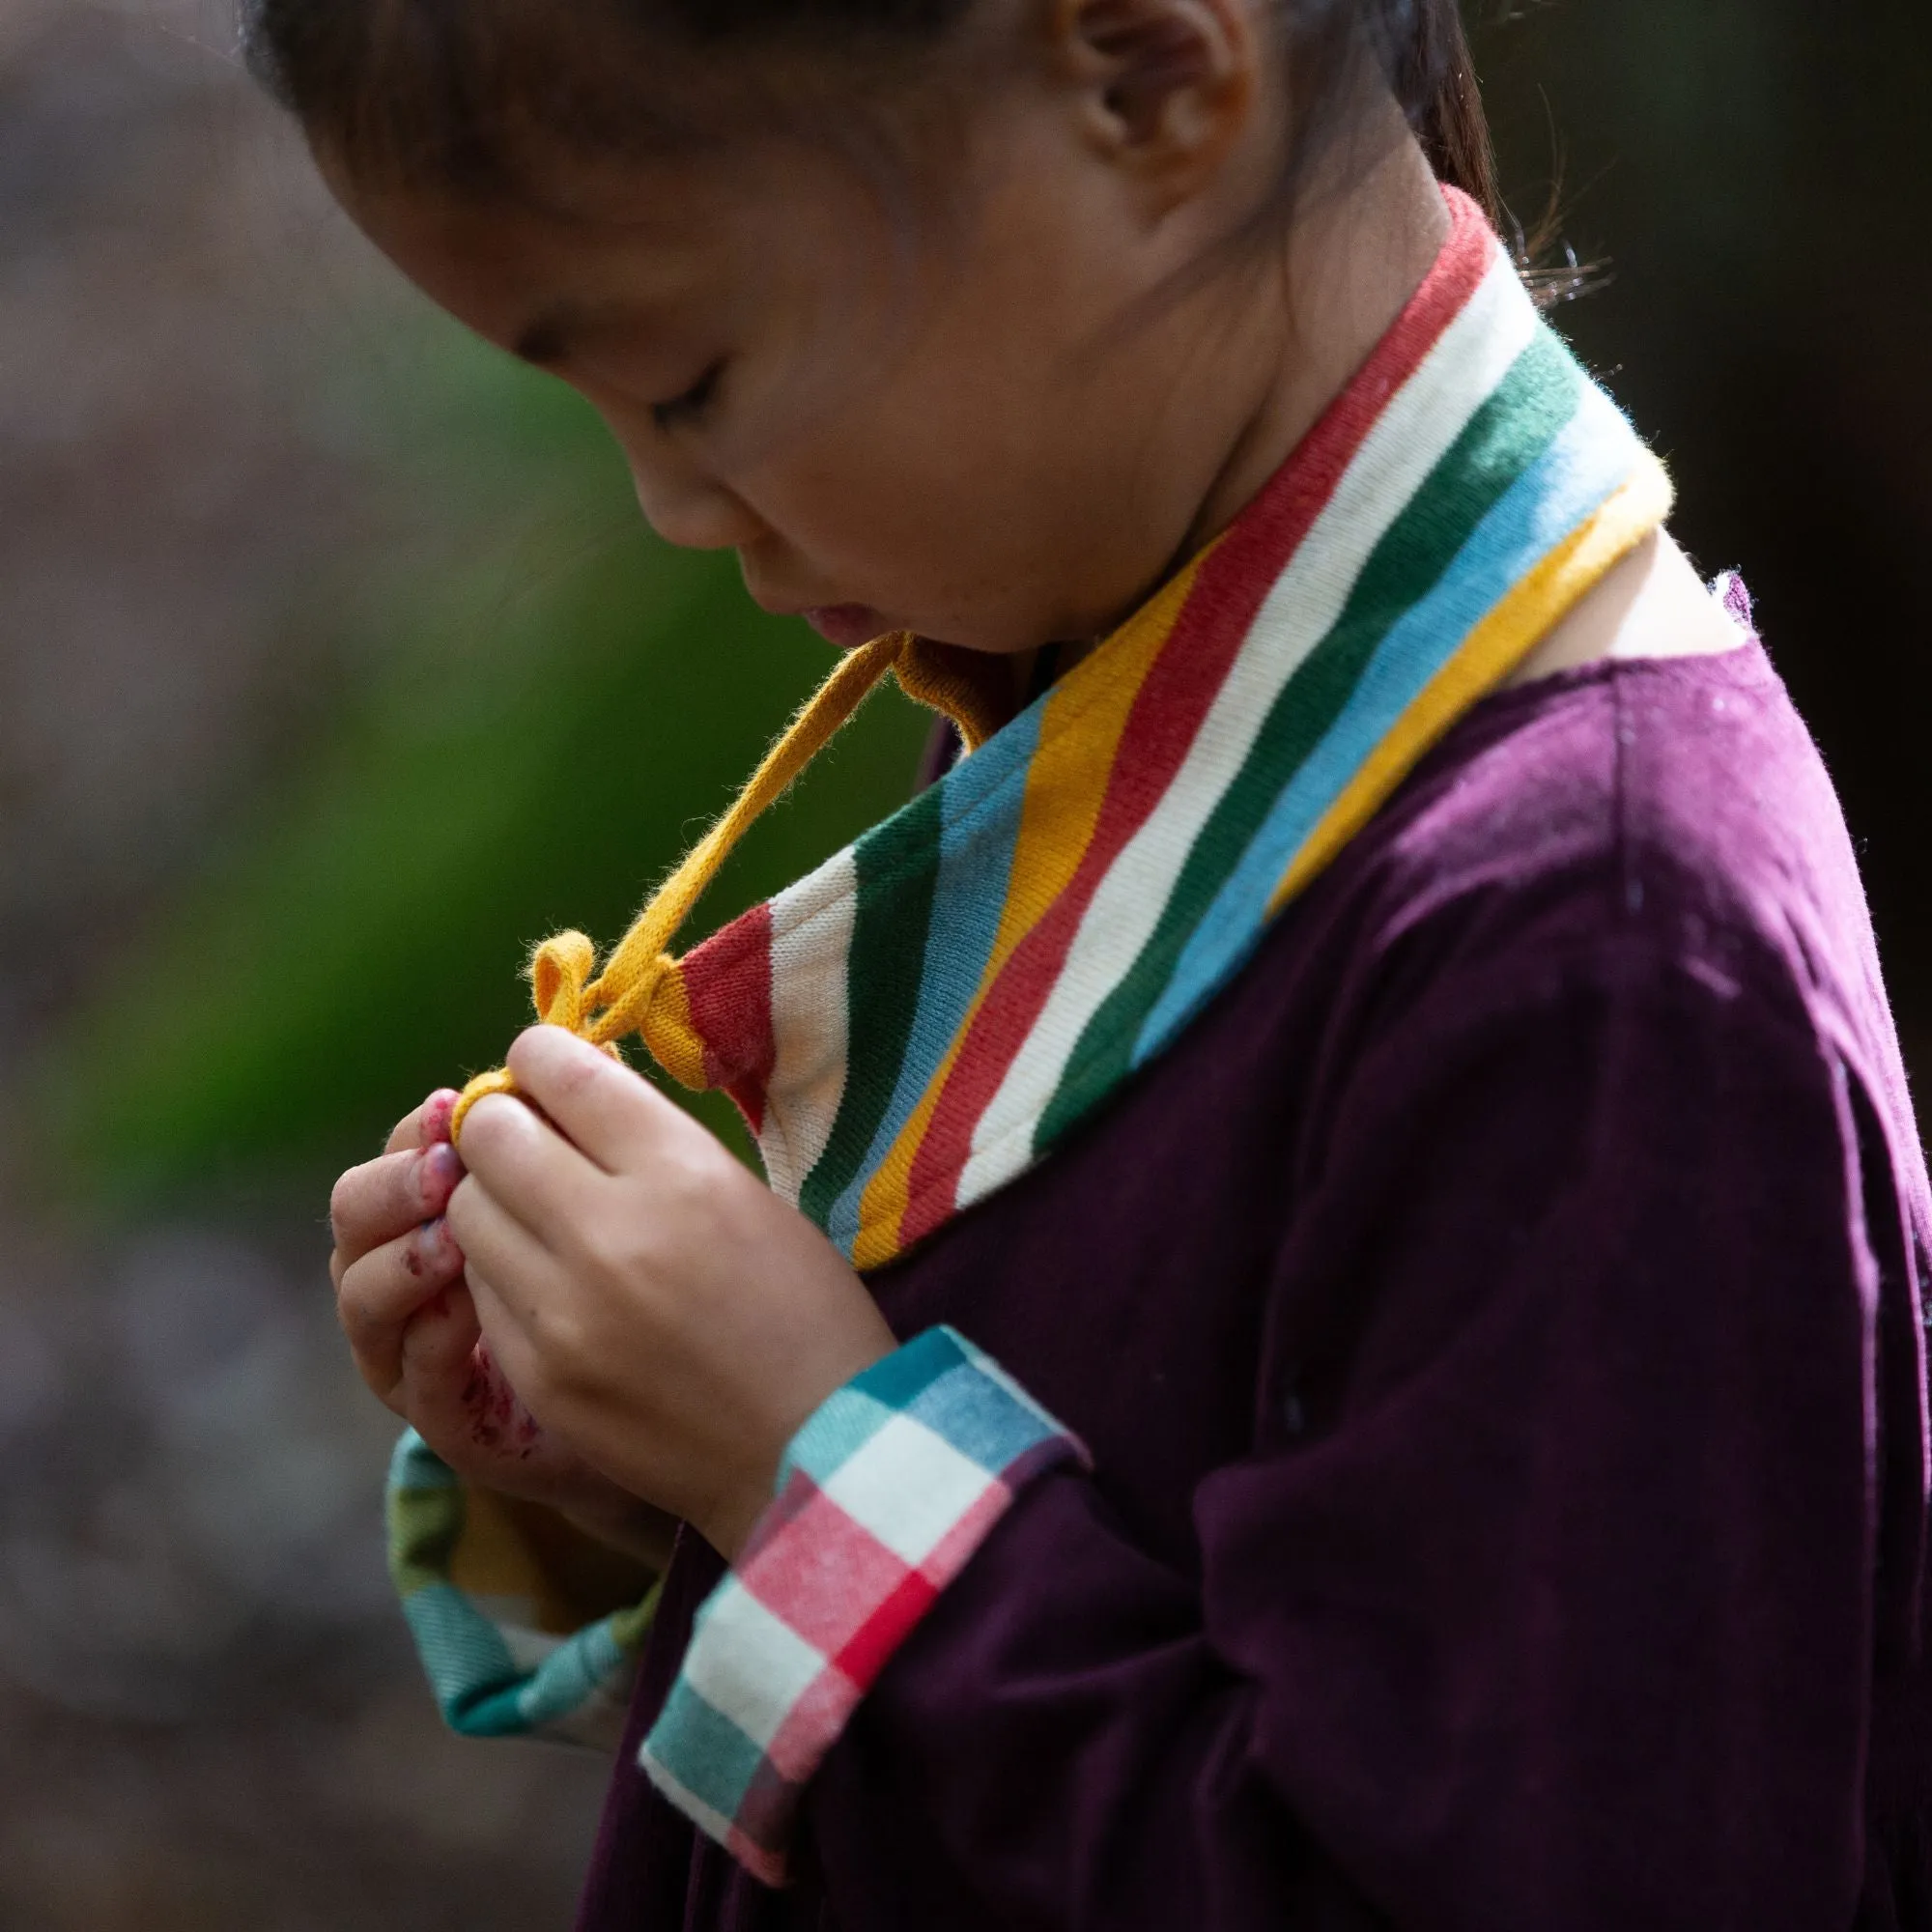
[650,361,724,432]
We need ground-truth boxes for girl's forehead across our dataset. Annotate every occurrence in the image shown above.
[355,131,878,273]
[341,140,897,348]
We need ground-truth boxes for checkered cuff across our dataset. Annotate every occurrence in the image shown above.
[639,1326,1089,1885]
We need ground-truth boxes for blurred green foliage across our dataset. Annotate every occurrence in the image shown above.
[40,327,929,1211]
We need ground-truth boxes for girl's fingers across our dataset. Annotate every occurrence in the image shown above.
[458,1256,563,1432]
[407,1307,543,1470]
[400,1280,481,1381]
[329,1141,466,1272]
[445,1172,573,1329]
[419,1088,461,1148]
[336,1219,467,1399]
[504,1026,673,1174]
[453,1092,607,1254]
[398,1283,485,1440]
[384,1088,460,1157]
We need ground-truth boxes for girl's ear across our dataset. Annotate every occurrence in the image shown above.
[1053,0,1263,194]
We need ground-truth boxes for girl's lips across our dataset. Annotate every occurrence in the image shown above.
[802,604,888,650]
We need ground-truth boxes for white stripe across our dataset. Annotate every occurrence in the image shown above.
[816,1413,995,1566]
[957,250,1538,1208]
[758,846,859,1203]
[677,1581,828,1751]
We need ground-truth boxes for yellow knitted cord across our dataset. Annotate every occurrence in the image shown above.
[450,630,910,1144]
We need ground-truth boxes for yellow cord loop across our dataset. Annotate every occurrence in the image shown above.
[450,631,910,1145]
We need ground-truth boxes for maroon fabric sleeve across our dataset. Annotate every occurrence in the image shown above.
[812,941,1891,1930]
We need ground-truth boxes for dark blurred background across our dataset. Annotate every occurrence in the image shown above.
[1,0,1926,1923]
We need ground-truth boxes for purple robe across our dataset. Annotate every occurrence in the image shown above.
[581,637,1932,1929]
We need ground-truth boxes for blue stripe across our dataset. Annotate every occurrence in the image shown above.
[516,1621,629,1731]
[825,707,1038,1248]
[780,1384,897,1490]
[648,1677,765,1818]
[854,1323,968,1405]
[1135,385,1643,1060]
[779,1327,1071,1492]
[389,1427,460,1492]
[400,1582,525,1733]
[779,1327,969,1488]
[904,1358,1060,1471]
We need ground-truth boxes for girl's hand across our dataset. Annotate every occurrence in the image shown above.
[328,1088,469,1417]
[450,1027,897,1562]
[329,1091,674,1568]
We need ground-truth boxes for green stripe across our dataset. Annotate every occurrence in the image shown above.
[388,1479,466,1599]
[611,1582,665,1654]
[798,782,946,1227]
[1036,328,1582,1150]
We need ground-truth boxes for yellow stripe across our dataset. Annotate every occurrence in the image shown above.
[1266,453,1675,916]
[448,1487,578,1635]
[850,554,1210,1268]
[640,961,707,1092]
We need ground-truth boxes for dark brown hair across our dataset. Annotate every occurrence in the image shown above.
[242,0,1503,229]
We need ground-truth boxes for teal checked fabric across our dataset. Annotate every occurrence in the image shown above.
[639,1327,1089,1884]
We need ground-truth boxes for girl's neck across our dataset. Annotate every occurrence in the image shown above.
[1023,125,1451,695]
[1179,123,1451,570]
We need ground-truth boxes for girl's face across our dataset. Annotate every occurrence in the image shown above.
[331,54,1290,656]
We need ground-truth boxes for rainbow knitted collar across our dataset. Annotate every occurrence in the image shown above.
[453,189,1671,1270]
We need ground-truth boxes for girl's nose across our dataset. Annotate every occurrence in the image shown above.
[626,445,765,554]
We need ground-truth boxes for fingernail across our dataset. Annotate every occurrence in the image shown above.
[418,1142,464,1211]
[415,1217,460,1275]
[421,1091,460,1147]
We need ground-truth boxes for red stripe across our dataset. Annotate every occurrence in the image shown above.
[1166,186,1496,652]
[832,1568,941,1690]
[684,900,776,1133]
[896,192,1495,1244]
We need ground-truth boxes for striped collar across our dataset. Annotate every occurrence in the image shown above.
[617,189,1672,1268]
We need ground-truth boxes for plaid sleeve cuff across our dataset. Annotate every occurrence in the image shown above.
[639,1326,1090,1885]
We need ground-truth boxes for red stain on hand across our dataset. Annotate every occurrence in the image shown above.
[407,1215,461,1288]
[461,1340,546,1461]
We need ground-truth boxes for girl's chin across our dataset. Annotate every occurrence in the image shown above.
[802,604,892,650]
[801,604,1033,658]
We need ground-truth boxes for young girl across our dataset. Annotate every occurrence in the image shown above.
[286,0,1932,1924]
